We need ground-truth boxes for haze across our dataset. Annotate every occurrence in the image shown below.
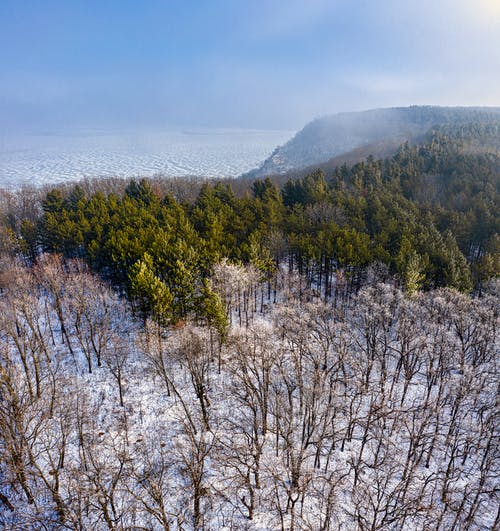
[1,0,499,133]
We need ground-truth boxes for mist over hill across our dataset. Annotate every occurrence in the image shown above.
[248,106,500,178]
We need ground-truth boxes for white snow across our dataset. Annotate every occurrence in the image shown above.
[0,128,293,188]
[1,263,498,530]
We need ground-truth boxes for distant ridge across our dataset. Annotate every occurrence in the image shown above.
[247,106,500,178]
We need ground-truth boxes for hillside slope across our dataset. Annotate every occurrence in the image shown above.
[248,106,500,177]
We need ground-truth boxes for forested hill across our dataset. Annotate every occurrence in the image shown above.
[0,121,496,326]
[248,106,500,178]
[0,121,499,530]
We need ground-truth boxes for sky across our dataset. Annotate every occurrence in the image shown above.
[1,0,499,132]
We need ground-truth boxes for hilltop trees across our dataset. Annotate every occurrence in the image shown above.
[3,126,492,329]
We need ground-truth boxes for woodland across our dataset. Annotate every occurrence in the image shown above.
[0,123,498,529]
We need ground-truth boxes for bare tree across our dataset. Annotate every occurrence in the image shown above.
[219,319,278,520]
[174,325,213,432]
[103,334,130,409]
[33,254,76,355]
[174,419,216,530]
[125,432,181,530]
[138,318,173,396]
[67,269,117,373]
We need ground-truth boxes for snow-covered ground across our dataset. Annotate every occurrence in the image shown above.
[0,128,293,188]
[1,259,498,530]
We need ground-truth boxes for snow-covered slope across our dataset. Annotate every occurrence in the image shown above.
[1,259,498,530]
[249,106,500,177]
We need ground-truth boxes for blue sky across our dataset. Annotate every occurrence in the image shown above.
[1,0,499,131]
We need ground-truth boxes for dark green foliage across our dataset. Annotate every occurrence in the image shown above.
[125,178,155,206]
[65,185,85,211]
[282,170,329,207]
[42,189,64,213]
[130,252,173,325]
[4,122,497,320]
[197,279,229,338]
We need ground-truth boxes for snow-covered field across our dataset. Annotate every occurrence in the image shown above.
[0,128,292,188]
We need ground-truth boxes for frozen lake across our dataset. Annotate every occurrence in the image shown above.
[0,128,292,189]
